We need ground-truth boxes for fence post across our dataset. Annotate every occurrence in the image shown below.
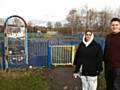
[47,40,51,69]
[26,32,28,65]
[57,38,60,45]
[71,45,75,65]
[1,43,5,70]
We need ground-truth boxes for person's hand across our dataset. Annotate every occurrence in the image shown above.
[96,71,100,75]
[73,73,80,78]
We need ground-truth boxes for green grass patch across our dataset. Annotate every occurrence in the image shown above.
[98,70,106,89]
[0,69,49,90]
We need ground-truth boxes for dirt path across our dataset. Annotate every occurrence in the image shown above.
[47,66,82,90]
[47,66,105,90]
[45,66,106,90]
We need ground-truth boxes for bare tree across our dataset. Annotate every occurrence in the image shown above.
[114,6,120,18]
[54,22,62,28]
[98,7,112,34]
[46,21,53,29]
[77,6,98,30]
[66,9,80,34]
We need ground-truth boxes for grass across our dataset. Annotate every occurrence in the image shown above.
[0,69,49,90]
[98,69,106,89]
[0,67,106,90]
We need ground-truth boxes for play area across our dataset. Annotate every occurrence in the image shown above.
[0,15,106,90]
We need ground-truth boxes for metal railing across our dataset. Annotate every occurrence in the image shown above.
[50,45,75,66]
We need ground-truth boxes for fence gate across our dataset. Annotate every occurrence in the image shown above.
[50,45,75,66]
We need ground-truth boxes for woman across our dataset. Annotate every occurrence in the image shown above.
[73,30,103,90]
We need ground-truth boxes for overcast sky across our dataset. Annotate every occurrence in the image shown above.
[0,0,120,22]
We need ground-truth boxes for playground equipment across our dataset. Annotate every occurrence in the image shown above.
[3,15,28,69]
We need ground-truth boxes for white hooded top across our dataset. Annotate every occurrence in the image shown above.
[82,32,94,47]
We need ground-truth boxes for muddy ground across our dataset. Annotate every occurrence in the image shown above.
[45,66,106,90]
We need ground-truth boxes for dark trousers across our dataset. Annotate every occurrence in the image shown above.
[114,68,120,90]
[105,64,120,90]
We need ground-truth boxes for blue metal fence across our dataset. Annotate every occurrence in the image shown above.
[28,39,60,68]
[28,40,48,67]
[0,42,5,70]
[0,37,105,69]
[95,37,105,51]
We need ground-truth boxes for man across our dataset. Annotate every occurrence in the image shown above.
[104,17,120,90]
[73,30,103,90]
